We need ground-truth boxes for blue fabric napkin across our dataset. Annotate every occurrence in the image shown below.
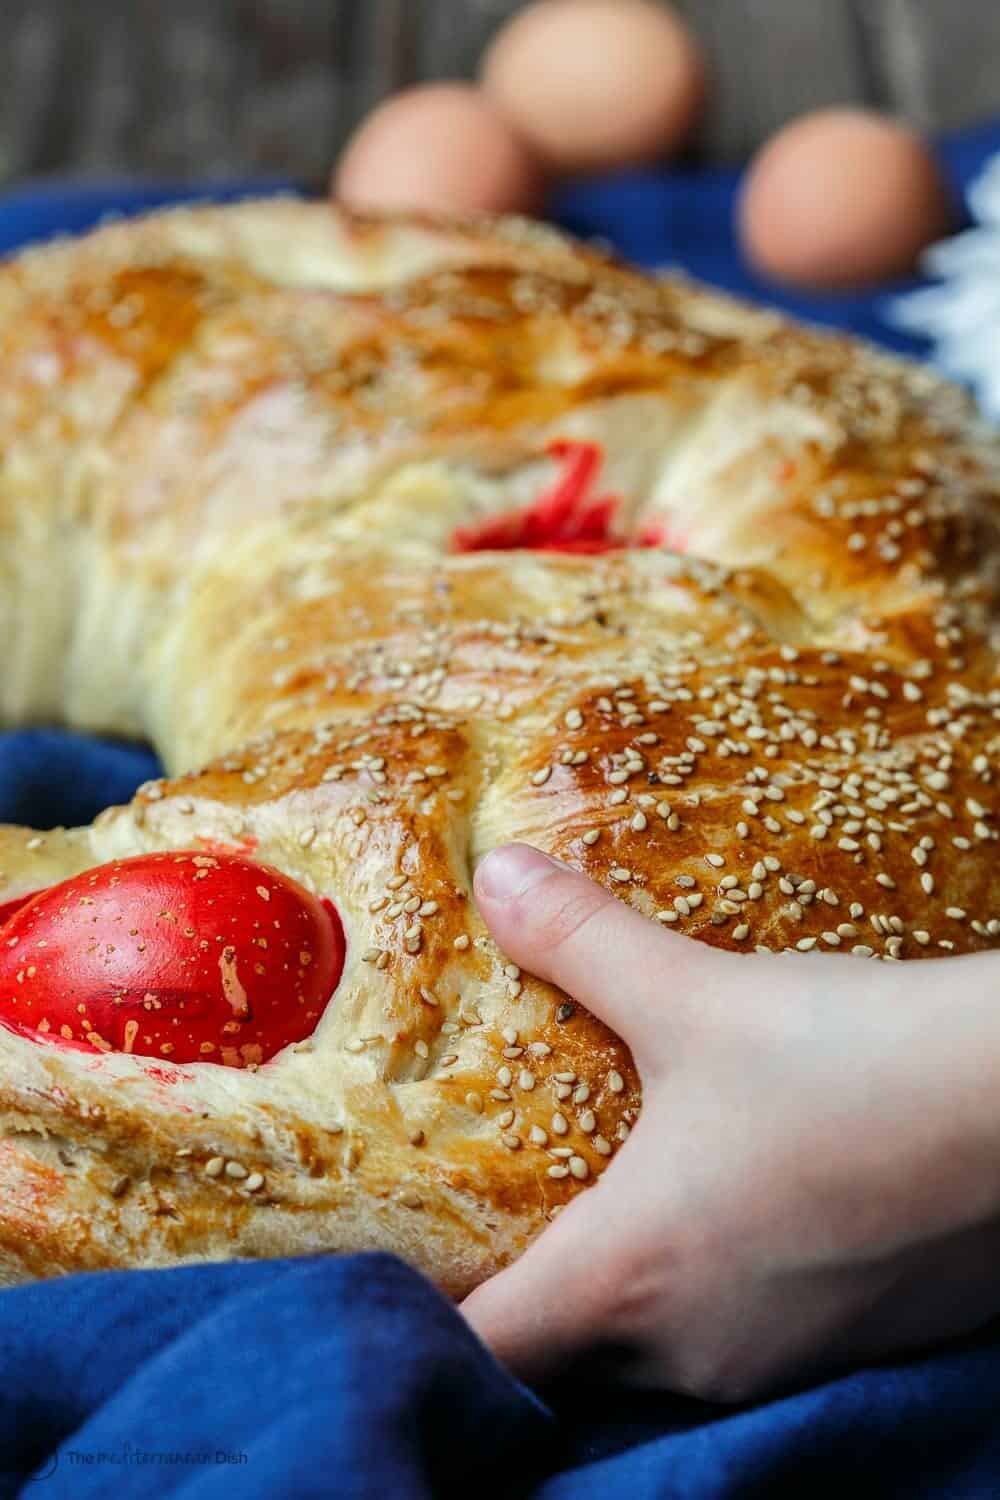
[4,127,1000,1497]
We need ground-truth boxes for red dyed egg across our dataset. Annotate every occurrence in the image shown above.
[0,891,35,926]
[452,440,670,555]
[0,852,345,1067]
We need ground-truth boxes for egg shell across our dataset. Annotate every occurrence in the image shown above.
[739,108,953,291]
[481,0,704,172]
[335,82,545,217]
[0,851,346,1067]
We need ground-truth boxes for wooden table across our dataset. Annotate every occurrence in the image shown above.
[0,1,997,187]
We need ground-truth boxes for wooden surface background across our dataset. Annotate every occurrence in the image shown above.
[0,1,998,187]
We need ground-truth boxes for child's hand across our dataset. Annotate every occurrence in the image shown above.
[463,844,1000,1401]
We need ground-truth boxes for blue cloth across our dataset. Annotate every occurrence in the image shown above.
[4,125,1000,1497]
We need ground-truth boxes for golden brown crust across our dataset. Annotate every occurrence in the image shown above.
[0,199,998,1293]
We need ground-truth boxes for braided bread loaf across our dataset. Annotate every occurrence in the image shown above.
[1,201,998,1293]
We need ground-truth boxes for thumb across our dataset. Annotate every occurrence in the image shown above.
[474,843,728,1064]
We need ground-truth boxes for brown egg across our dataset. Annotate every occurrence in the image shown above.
[334,83,546,217]
[739,108,952,291]
[481,0,704,173]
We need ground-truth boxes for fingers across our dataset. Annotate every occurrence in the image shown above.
[474,843,726,1061]
[461,1189,619,1384]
